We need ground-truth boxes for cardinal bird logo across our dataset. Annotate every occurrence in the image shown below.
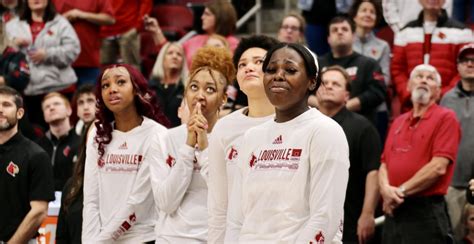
[166,155,176,167]
[228,146,238,160]
[6,161,19,177]
[249,154,257,168]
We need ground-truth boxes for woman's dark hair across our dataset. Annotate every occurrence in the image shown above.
[348,0,383,27]
[233,35,280,68]
[205,0,237,36]
[19,0,57,23]
[62,124,90,213]
[94,64,170,161]
[262,43,320,93]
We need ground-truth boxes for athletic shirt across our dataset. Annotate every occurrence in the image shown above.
[226,108,349,243]
[152,124,209,243]
[208,108,274,243]
[82,117,168,243]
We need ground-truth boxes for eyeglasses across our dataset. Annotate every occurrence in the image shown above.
[459,57,474,64]
[280,25,300,32]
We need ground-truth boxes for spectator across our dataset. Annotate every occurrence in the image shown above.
[149,42,188,128]
[317,15,386,125]
[468,179,474,204]
[441,43,474,240]
[391,0,472,113]
[0,0,18,23]
[277,12,306,44]
[379,64,460,243]
[72,84,96,136]
[205,34,230,49]
[317,65,381,244]
[226,43,349,243]
[37,92,80,191]
[6,0,80,127]
[54,0,115,86]
[349,0,391,141]
[460,204,474,243]
[298,0,336,55]
[100,0,151,70]
[382,0,453,33]
[55,123,90,244]
[82,64,168,243]
[208,35,279,243]
[151,46,234,243]
[0,86,55,243]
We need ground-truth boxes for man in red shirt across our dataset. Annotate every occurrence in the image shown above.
[379,64,461,243]
[53,0,115,86]
[99,0,152,71]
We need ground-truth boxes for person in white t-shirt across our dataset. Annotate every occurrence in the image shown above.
[207,35,279,243]
[150,46,235,243]
[226,43,350,243]
[82,64,169,243]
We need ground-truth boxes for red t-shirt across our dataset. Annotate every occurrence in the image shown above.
[30,21,45,43]
[382,103,460,196]
[100,0,152,38]
[54,0,114,67]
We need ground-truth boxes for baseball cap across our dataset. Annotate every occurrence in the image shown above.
[457,43,474,61]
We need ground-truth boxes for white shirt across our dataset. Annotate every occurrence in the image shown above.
[82,117,168,243]
[226,109,349,243]
[151,125,209,243]
[208,108,274,243]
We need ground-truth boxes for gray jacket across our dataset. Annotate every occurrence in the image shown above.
[6,15,80,95]
[353,32,391,86]
[441,82,474,188]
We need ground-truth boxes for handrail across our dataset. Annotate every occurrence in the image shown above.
[236,0,262,34]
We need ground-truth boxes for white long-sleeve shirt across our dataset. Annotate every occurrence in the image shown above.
[82,117,168,243]
[208,108,273,243]
[226,108,349,243]
[151,125,209,243]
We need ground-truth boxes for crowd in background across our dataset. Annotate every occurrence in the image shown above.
[1,0,474,243]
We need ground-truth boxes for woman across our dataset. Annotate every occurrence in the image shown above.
[149,42,188,127]
[150,46,235,243]
[277,12,306,44]
[56,124,90,244]
[350,0,390,140]
[82,64,169,243]
[207,35,279,243]
[226,43,349,242]
[5,0,79,126]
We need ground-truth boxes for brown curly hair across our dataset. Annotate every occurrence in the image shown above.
[190,46,236,86]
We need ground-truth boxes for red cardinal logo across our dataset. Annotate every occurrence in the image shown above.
[438,31,446,39]
[63,146,71,157]
[315,231,325,244]
[228,147,238,160]
[166,155,176,167]
[249,154,257,168]
[6,161,19,177]
[98,158,105,168]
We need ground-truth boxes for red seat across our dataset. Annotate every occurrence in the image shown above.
[151,4,194,40]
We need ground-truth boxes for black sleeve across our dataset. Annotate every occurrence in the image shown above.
[359,122,382,173]
[56,181,71,244]
[358,61,387,113]
[28,150,55,202]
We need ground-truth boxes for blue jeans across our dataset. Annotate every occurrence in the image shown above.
[74,67,100,87]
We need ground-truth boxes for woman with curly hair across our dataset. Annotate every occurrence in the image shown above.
[82,64,169,243]
[150,46,235,243]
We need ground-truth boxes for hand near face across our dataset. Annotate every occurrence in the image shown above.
[186,103,208,150]
[29,48,46,64]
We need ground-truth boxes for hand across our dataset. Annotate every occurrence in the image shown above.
[469,179,474,191]
[13,38,30,48]
[346,97,361,112]
[194,104,208,150]
[380,184,404,216]
[357,212,375,244]
[63,9,85,22]
[143,15,161,34]
[28,48,46,64]
[186,103,199,147]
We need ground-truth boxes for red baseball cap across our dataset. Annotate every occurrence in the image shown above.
[458,43,474,61]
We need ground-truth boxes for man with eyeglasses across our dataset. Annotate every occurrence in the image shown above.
[379,64,461,243]
[441,43,474,240]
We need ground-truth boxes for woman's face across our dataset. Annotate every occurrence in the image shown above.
[236,47,267,99]
[263,47,313,112]
[467,211,474,232]
[163,44,184,72]
[201,8,216,34]
[354,2,377,30]
[100,67,135,115]
[186,69,226,120]
[28,0,47,12]
[277,16,302,43]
